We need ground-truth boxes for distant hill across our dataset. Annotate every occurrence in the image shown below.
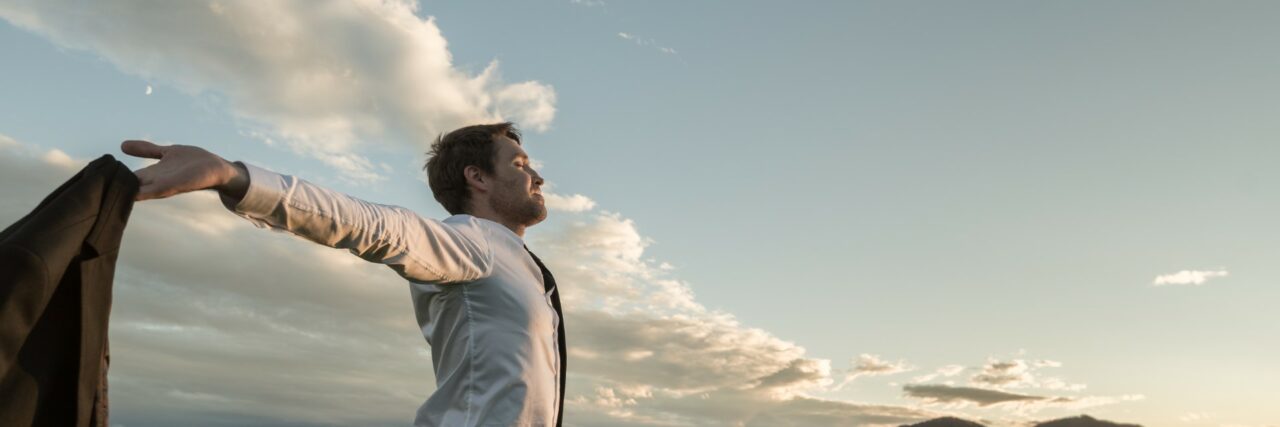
[1034,415,1141,427]
[900,414,1142,427]
[901,417,987,427]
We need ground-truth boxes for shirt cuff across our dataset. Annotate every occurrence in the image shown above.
[218,161,288,218]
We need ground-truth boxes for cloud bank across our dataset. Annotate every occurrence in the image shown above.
[0,0,556,183]
[0,1,1146,424]
[0,136,942,426]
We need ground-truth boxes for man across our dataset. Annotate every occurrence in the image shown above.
[120,122,566,427]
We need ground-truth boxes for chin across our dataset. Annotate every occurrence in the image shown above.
[502,201,547,228]
[524,204,548,226]
[527,208,548,226]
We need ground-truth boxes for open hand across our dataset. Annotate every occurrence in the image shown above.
[120,140,245,201]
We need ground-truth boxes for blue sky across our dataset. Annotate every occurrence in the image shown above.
[1,1,1277,426]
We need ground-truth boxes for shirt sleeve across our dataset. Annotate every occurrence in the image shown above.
[218,162,493,284]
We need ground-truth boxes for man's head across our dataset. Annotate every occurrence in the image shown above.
[425,122,547,231]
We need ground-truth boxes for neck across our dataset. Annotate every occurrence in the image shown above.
[466,205,525,237]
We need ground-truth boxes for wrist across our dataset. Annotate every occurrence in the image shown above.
[218,159,250,200]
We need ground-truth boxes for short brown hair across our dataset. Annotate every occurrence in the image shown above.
[424,122,522,215]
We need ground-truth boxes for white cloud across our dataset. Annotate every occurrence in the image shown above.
[544,192,597,212]
[0,136,91,205]
[40,148,79,169]
[0,0,557,183]
[833,354,913,390]
[1153,269,1229,286]
[527,209,945,424]
[969,358,1085,392]
[970,359,1035,388]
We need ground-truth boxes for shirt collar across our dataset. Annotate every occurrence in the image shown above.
[452,214,524,243]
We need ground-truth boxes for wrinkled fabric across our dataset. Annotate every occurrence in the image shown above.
[220,162,564,426]
[0,154,138,427]
[524,248,565,427]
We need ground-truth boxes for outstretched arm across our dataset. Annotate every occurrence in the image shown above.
[121,140,491,284]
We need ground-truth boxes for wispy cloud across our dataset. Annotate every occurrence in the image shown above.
[617,32,678,55]
[833,354,913,390]
[904,384,1044,407]
[544,192,597,212]
[903,383,1143,413]
[0,0,557,183]
[1153,269,1229,286]
[970,358,1084,391]
[898,355,1140,415]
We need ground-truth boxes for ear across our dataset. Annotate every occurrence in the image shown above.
[464,165,489,193]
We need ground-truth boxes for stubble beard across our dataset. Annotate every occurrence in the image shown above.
[491,190,547,228]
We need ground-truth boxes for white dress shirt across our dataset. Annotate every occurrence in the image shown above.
[219,162,561,426]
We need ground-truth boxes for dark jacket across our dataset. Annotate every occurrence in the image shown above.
[0,154,138,427]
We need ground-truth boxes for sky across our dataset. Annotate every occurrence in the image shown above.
[1,1,1278,426]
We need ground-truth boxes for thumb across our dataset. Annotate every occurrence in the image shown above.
[121,139,167,159]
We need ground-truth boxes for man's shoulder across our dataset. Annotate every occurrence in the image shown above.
[442,213,478,226]
[441,214,498,244]
[445,215,523,249]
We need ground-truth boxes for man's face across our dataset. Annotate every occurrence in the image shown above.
[485,135,547,227]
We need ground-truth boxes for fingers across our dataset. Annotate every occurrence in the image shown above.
[134,168,159,201]
[131,163,171,201]
[135,185,158,201]
[136,179,181,201]
[125,141,166,202]
[121,140,167,159]
[131,162,156,186]
[135,184,170,201]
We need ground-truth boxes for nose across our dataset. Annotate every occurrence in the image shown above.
[530,168,544,187]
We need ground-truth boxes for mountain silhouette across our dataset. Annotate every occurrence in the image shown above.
[1033,415,1141,427]
[901,414,1142,427]
[901,417,986,427]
